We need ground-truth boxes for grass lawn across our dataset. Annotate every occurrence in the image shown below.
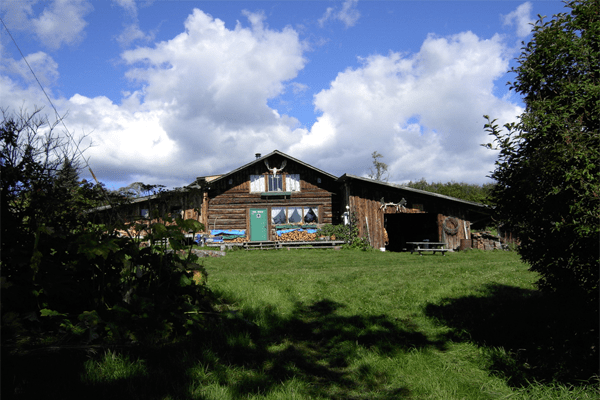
[5,249,598,399]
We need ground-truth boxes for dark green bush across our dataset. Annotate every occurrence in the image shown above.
[1,109,212,346]
[483,0,599,304]
[318,212,371,251]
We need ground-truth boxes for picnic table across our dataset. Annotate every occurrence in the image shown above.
[407,242,450,256]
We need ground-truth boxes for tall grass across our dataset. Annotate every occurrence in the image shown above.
[7,250,598,399]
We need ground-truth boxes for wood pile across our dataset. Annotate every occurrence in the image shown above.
[278,230,317,242]
[471,231,505,250]
[224,237,247,243]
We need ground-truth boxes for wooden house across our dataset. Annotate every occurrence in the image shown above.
[186,150,340,241]
[338,174,492,251]
[101,150,492,250]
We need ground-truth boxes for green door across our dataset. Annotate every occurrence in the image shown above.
[250,209,268,241]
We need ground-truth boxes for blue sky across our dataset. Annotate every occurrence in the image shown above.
[1,0,566,189]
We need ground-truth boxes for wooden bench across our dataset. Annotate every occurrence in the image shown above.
[407,242,450,256]
[415,248,449,256]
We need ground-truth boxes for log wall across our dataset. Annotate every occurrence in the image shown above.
[204,158,337,239]
[437,213,470,250]
[345,179,478,250]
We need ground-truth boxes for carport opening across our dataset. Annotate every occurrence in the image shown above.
[384,213,439,252]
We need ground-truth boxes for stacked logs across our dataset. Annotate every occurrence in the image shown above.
[224,237,247,243]
[217,230,328,243]
[278,230,317,242]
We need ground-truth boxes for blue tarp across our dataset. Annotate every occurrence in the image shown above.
[276,228,318,236]
[195,234,225,243]
[194,230,246,243]
[211,230,245,236]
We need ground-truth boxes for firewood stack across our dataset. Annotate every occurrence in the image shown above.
[278,230,317,242]
[224,237,247,243]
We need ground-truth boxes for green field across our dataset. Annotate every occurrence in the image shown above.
[7,249,598,399]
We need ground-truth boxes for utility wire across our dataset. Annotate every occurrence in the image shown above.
[0,16,120,217]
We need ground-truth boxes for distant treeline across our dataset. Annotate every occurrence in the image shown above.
[404,178,494,205]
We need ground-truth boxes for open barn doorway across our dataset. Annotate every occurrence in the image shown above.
[384,213,439,252]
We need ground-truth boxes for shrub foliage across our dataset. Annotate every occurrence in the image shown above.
[404,178,494,205]
[483,0,599,302]
[1,108,212,346]
[318,212,371,250]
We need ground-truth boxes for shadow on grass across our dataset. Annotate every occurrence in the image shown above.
[425,283,599,387]
[4,298,439,400]
[192,298,438,399]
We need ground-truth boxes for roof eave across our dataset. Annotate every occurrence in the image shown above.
[338,174,490,209]
[193,150,338,186]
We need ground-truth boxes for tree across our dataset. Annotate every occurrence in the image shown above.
[367,151,389,182]
[405,178,494,205]
[483,0,599,302]
[1,108,211,347]
[115,181,166,198]
[55,157,80,190]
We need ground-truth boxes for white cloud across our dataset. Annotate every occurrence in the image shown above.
[0,0,37,30]
[1,51,59,88]
[121,9,305,128]
[116,23,155,47]
[0,0,93,49]
[319,0,361,28]
[113,0,156,47]
[66,93,177,169]
[113,0,137,18]
[31,0,93,49]
[338,0,361,27]
[503,2,534,38]
[291,82,309,95]
[0,6,525,187]
[72,9,307,186]
[0,48,61,121]
[290,31,522,183]
[1,8,308,187]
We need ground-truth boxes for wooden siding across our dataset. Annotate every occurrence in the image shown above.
[344,178,482,250]
[204,158,337,239]
[349,194,429,250]
[437,214,470,250]
[207,189,333,233]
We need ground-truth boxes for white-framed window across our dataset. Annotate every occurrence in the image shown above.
[251,173,301,193]
[271,207,287,224]
[271,206,319,224]
[287,207,303,223]
[303,207,318,223]
[268,174,283,192]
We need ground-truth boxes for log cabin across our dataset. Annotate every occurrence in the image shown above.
[188,150,340,241]
[100,150,492,250]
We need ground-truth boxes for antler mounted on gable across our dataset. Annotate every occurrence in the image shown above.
[379,197,407,212]
[264,159,287,176]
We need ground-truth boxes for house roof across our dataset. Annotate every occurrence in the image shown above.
[338,173,490,210]
[90,187,189,212]
[94,152,489,215]
[187,150,338,188]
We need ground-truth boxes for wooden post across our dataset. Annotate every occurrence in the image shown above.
[202,191,209,231]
